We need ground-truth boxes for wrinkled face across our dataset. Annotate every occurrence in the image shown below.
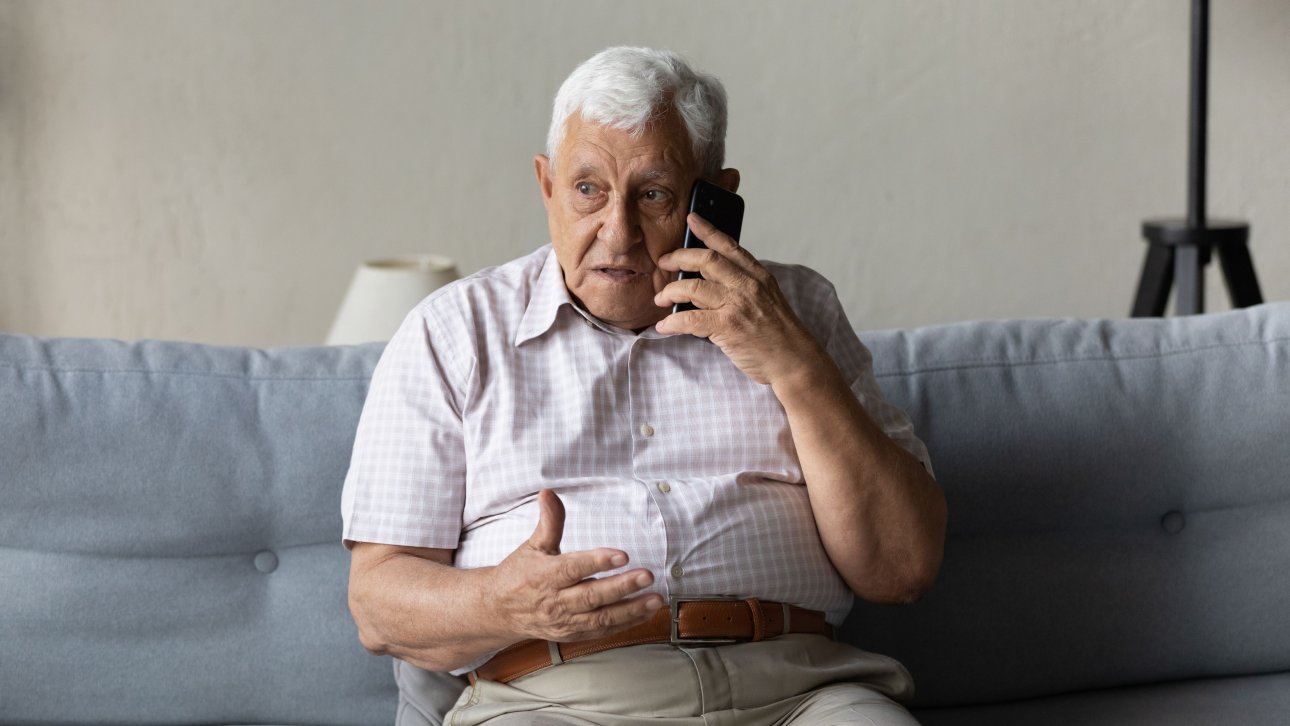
[535,110,700,331]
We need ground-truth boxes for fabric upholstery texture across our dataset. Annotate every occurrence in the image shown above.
[2,301,1288,724]
[0,337,426,725]
[914,671,1290,726]
[849,302,1290,710]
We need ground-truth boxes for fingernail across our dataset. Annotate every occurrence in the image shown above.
[635,572,652,587]
[645,597,665,612]
[610,554,627,567]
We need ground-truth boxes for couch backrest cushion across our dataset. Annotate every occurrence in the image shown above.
[0,336,430,724]
[843,302,1290,708]
[8,302,1290,719]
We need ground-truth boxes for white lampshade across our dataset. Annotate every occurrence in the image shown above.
[326,255,460,345]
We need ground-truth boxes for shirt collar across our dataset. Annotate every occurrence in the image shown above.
[515,246,676,345]
[514,247,573,346]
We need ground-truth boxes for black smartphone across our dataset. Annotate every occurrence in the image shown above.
[673,179,745,314]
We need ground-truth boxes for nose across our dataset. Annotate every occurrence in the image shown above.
[598,194,642,252]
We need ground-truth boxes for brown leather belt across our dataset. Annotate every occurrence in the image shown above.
[470,598,833,685]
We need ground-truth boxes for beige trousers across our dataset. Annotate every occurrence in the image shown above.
[442,634,920,726]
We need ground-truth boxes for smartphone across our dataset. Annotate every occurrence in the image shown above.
[673,180,745,314]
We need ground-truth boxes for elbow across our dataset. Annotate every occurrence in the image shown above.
[852,507,947,605]
[347,584,476,673]
[866,463,947,605]
[354,621,390,658]
[349,598,455,670]
[357,632,390,658]
[893,483,948,603]
[885,555,942,605]
[851,561,940,605]
[348,588,392,657]
[345,544,475,673]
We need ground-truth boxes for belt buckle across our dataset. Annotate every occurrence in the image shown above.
[669,596,740,646]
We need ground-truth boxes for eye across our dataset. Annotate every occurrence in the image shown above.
[576,182,597,196]
[642,189,670,203]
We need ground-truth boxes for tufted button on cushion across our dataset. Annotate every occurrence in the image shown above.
[1161,511,1186,535]
[253,550,279,573]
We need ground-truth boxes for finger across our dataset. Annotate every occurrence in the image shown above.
[547,547,632,587]
[528,488,565,555]
[657,246,747,287]
[653,277,727,311]
[561,568,656,613]
[562,593,668,641]
[684,213,760,272]
[655,309,719,338]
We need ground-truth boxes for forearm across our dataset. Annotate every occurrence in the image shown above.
[772,348,947,604]
[348,497,664,673]
[348,548,516,673]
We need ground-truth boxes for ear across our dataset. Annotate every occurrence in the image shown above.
[714,168,740,194]
[534,155,555,210]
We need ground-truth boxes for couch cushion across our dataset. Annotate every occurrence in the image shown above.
[845,302,1290,708]
[915,671,1290,726]
[0,335,453,724]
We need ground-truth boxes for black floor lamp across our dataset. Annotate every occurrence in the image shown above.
[1131,0,1264,317]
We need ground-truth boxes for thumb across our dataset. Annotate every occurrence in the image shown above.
[528,488,565,555]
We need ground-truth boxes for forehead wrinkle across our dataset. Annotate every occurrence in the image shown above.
[560,120,695,182]
[563,137,618,178]
[570,161,602,179]
[568,152,685,186]
[632,167,684,189]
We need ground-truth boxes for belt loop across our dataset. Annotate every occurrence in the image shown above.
[781,602,792,635]
[548,640,564,666]
[745,598,765,642]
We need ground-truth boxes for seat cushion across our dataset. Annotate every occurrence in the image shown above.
[915,671,1290,726]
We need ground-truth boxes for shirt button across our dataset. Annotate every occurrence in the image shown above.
[657,481,671,494]
[670,564,684,578]
[640,423,655,437]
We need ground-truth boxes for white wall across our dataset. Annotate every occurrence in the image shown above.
[2,0,1286,346]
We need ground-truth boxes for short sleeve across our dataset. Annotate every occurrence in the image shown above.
[340,301,473,549]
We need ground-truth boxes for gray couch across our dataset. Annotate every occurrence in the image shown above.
[3,302,1288,725]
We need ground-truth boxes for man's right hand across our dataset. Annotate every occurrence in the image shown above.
[348,488,666,672]
[486,488,665,643]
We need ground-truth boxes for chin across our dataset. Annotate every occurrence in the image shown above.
[577,281,658,326]
[587,300,663,330]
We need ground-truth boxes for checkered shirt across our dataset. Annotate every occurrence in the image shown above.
[340,244,932,674]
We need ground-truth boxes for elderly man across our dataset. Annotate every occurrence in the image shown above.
[343,47,947,725]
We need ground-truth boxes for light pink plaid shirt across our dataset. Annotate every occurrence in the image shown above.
[341,245,931,672]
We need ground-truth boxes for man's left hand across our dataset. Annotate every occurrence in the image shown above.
[655,213,828,387]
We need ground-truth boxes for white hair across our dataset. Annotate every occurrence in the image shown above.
[546,47,728,179]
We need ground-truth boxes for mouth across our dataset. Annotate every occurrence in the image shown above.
[592,266,644,282]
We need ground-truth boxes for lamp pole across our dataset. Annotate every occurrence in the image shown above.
[1131,0,1263,317]
[1188,0,1207,232]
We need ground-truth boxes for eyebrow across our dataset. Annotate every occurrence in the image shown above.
[569,163,679,182]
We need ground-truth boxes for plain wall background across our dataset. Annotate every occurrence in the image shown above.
[1,0,1286,346]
